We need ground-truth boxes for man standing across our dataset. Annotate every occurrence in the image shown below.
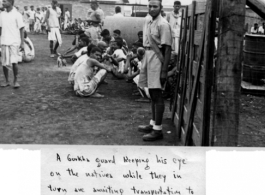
[113,6,123,17]
[64,8,70,30]
[87,0,105,28]
[22,6,30,32]
[138,0,172,141]
[28,5,35,32]
[56,4,62,28]
[44,0,62,58]
[41,7,47,34]
[258,22,265,34]
[166,1,181,60]
[251,23,259,34]
[0,0,25,88]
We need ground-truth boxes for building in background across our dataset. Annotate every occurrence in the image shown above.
[14,0,129,20]
[13,0,264,28]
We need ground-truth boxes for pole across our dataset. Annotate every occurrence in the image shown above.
[212,0,246,146]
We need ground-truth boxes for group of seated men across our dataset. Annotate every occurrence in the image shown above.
[62,28,176,100]
[62,18,87,32]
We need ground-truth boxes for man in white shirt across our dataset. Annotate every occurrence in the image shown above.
[111,37,126,73]
[74,46,113,98]
[64,8,70,30]
[166,1,181,58]
[87,0,105,28]
[41,7,47,34]
[28,5,35,32]
[56,5,62,28]
[113,6,123,17]
[34,7,43,34]
[0,0,25,88]
[251,23,259,34]
[44,0,62,58]
[22,6,30,32]
[85,22,101,45]
[258,22,265,34]
[138,0,172,141]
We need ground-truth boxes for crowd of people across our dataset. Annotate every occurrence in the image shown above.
[0,0,182,141]
[20,2,104,34]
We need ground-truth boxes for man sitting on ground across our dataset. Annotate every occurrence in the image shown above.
[113,29,128,52]
[134,31,143,47]
[111,47,150,102]
[68,44,96,85]
[62,33,87,60]
[97,41,108,53]
[74,47,113,98]
[111,37,127,74]
[100,29,112,46]
[62,36,90,63]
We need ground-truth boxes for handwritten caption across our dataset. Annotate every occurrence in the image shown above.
[42,147,204,195]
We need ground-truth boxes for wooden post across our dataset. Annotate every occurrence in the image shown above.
[212,0,246,146]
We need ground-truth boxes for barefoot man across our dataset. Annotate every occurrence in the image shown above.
[74,46,113,98]
[0,0,25,88]
[44,0,62,58]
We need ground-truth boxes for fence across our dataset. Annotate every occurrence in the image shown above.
[171,0,217,146]
[171,0,265,147]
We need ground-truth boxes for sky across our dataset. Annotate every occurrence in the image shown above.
[129,0,193,5]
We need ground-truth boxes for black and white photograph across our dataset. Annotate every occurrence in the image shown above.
[1,0,265,194]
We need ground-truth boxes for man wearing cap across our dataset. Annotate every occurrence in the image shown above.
[138,0,172,141]
[87,0,105,28]
[166,1,181,59]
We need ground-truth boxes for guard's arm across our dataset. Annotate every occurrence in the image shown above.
[160,44,172,85]
[20,27,25,50]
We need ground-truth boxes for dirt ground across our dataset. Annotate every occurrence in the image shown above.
[0,34,176,146]
[239,94,265,147]
[0,34,265,146]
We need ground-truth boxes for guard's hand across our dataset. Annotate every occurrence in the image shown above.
[160,71,167,87]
